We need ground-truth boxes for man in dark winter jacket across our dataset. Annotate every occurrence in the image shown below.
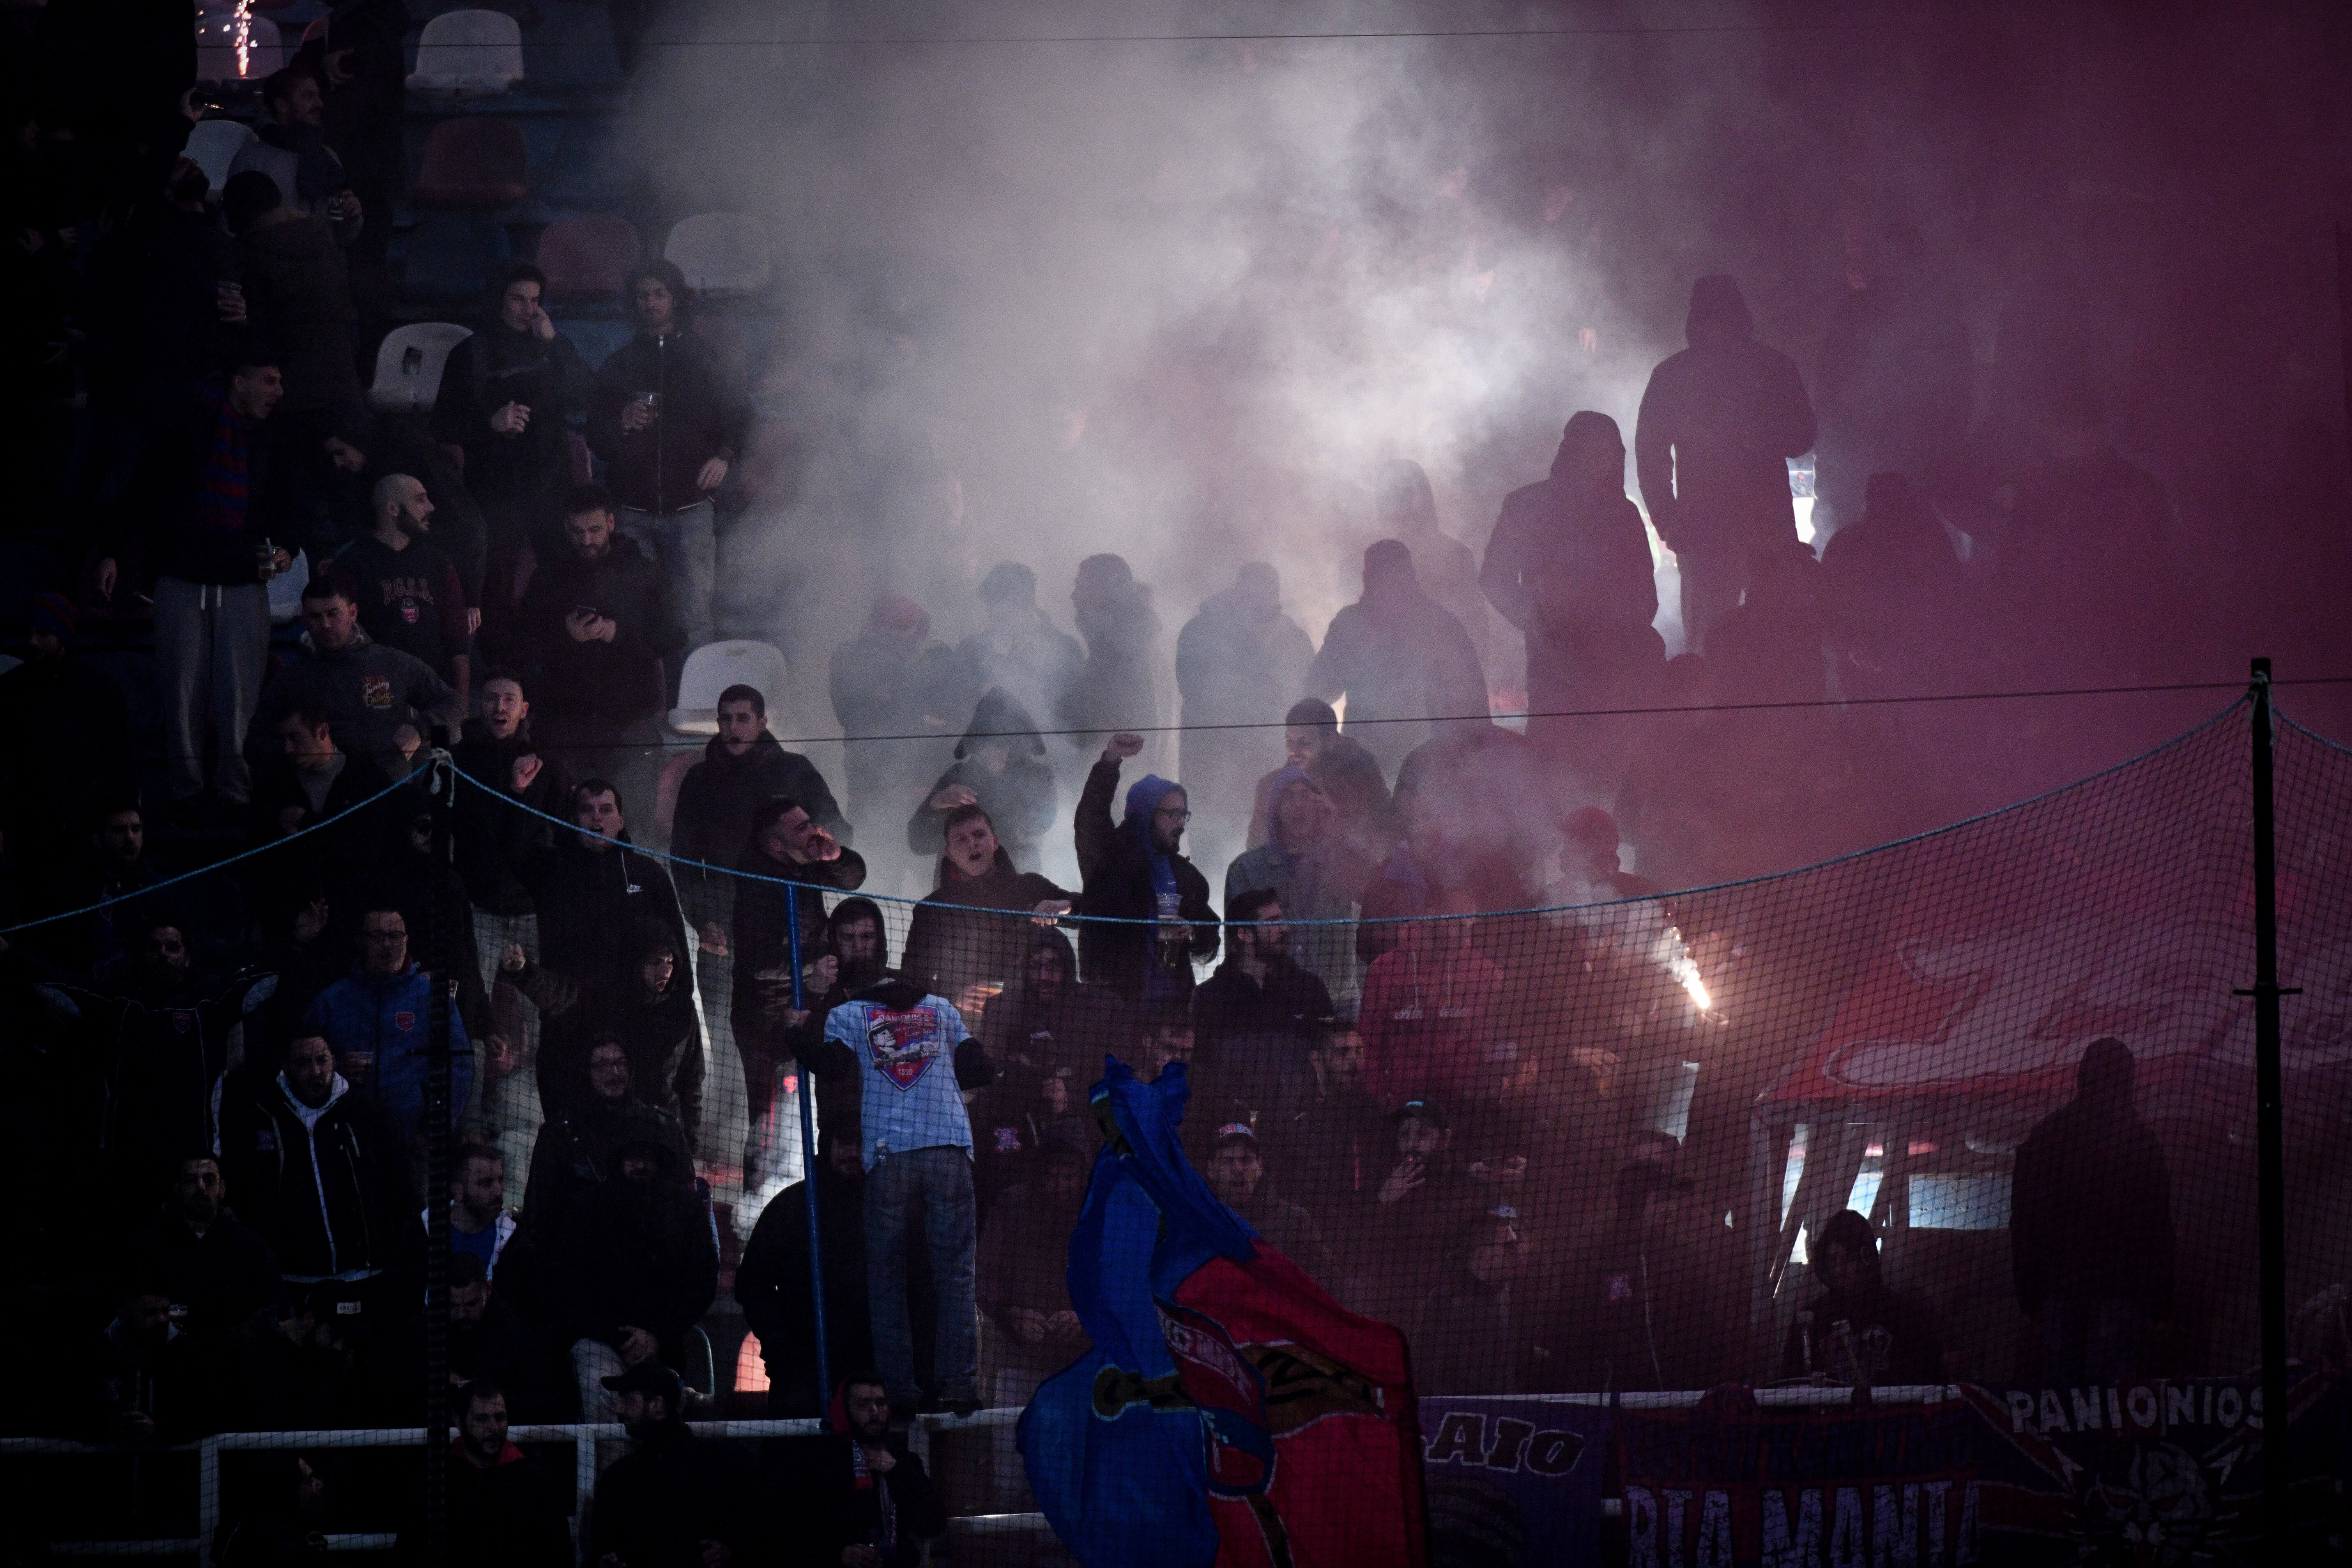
[127,1155,285,1343]
[326,472,470,704]
[220,1033,416,1289]
[1482,411,1663,771]
[588,259,749,654]
[402,1379,573,1568]
[517,1044,693,1242]
[1074,734,1217,1002]
[738,1129,893,1417]
[451,672,571,992]
[1634,274,1818,653]
[774,1375,948,1568]
[223,171,364,421]
[247,700,395,859]
[1780,1209,1945,1386]
[504,920,703,1144]
[213,1280,365,1432]
[1174,561,1314,877]
[531,781,690,997]
[1061,553,1163,756]
[1228,768,1375,1008]
[1246,698,1397,863]
[587,1363,757,1568]
[899,803,1073,1011]
[515,487,683,808]
[830,592,963,838]
[305,903,476,1147]
[1304,540,1489,779]
[907,686,1058,875]
[328,410,488,610]
[429,265,594,585]
[730,798,868,1128]
[228,67,363,242]
[1812,219,1971,535]
[1189,887,1332,1112]
[251,570,462,775]
[672,682,849,946]
[2011,1037,2175,1381]
[543,1130,718,1423]
[97,346,291,810]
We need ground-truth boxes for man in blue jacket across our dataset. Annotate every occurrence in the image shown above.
[305,901,474,1147]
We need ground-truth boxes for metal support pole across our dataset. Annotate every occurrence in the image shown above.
[789,898,832,1406]
[423,756,456,1566]
[2240,659,2294,1547]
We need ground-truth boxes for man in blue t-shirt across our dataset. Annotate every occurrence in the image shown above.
[818,975,995,1415]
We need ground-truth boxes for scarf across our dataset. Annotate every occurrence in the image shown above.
[828,1381,898,1552]
[192,381,251,537]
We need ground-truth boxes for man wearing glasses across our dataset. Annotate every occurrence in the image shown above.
[1073,732,1219,1003]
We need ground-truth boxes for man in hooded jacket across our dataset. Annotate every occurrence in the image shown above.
[899,802,1073,1011]
[1634,274,1818,653]
[2011,1037,2175,1381]
[907,686,1058,873]
[1304,540,1489,779]
[1482,411,1664,773]
[1073,734,1218,1002]
[670,682,849,945]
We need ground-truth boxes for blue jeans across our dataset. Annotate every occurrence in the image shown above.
[618,499,716,654]
[865,1144,979,1408]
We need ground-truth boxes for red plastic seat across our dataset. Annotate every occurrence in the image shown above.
[411,116,529,208]
[537,213,640,300]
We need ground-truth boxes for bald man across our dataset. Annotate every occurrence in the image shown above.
[330,472,473,705]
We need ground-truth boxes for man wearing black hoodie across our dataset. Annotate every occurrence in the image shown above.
[737,1128,898,1418]
[671,683,849,948]
[1303,541,1489,780]
[531,780,690,998]
[774,1375,947,1568]
[1634,274,1818,654]
[127,1155,285,1343]
[900,803,1073,1012]
[2011,1037,2175,1381]
[589,1363,757,1568]
[1482,411,1664,771]
[907,686,1057,874]
[589,259,749,656]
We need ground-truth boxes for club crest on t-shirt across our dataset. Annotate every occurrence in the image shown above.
[867,1006,945,1090]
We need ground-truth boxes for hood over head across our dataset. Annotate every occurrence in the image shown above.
[1550,410,1626,489]
[2074,1036,2137,1112]
[957,686,1046,759]
[1685,274,1755,350]
[1373,459,1438,532]
[1264,766,1331,851]
[1121,774,1183,854]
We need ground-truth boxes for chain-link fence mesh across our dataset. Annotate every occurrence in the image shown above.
[6,695,2347,1564]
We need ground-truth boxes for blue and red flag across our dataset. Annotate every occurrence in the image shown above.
[1017,1059,1427,1568]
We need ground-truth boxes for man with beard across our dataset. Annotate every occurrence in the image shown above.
[1304,540,1489,780]
[127,1154,284,1344]
[899,803,1072,1018]
[587,1362,756,1568]
[1188,889,1331,1115]
[1073,733,1217,1004]
[671,684,849,953]
[1174,561,1313,873]
[228,67,364,241]
[327,473,470,704]
[517,1041,692,1244]
[1482,411,1663,778]
[428,1379,574,1568]
[1634,274,1818,652]
[1262,1021,1389,1235]
[778,1375,948,1568]
[1200,1121,1334,1284]
[504,920,703,1147]
[544,1130,718,1424]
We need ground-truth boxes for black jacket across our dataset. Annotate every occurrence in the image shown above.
[899,851,1073,1005]
[1189,958,1333,1100]
[128,1208,285,1343]
[2010,1047,2175,1317]
[530,831,688,992]
[450,719,572,917]
[1633,276,1817,554]
[776,1432,946,1568]
[516,537,683,722]
[670,732,850,931]
[517,1095,692,1243]
[1072,759,1217,1000]
[428,320,593,524]
[541,1158,717,1368]
[589,1421,758,1568]
[728,843,868,1096]
[513,957,703,1139]
[588,328,750,516]
[219,1073,415,1280]
[397,1443,574,1568]
[736,1165,884,1416]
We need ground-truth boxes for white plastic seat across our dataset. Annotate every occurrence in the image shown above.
[406,9,525,96]
[196,14,283,83]
[668,640,788,736]
[368,322,474,414]
[186,120,258,199]
[663,213,771,296]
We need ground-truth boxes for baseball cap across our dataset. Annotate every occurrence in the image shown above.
[1210,1121,1258,1149]
[1393,1097,1449,1129]
[601,1361,684,1403]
